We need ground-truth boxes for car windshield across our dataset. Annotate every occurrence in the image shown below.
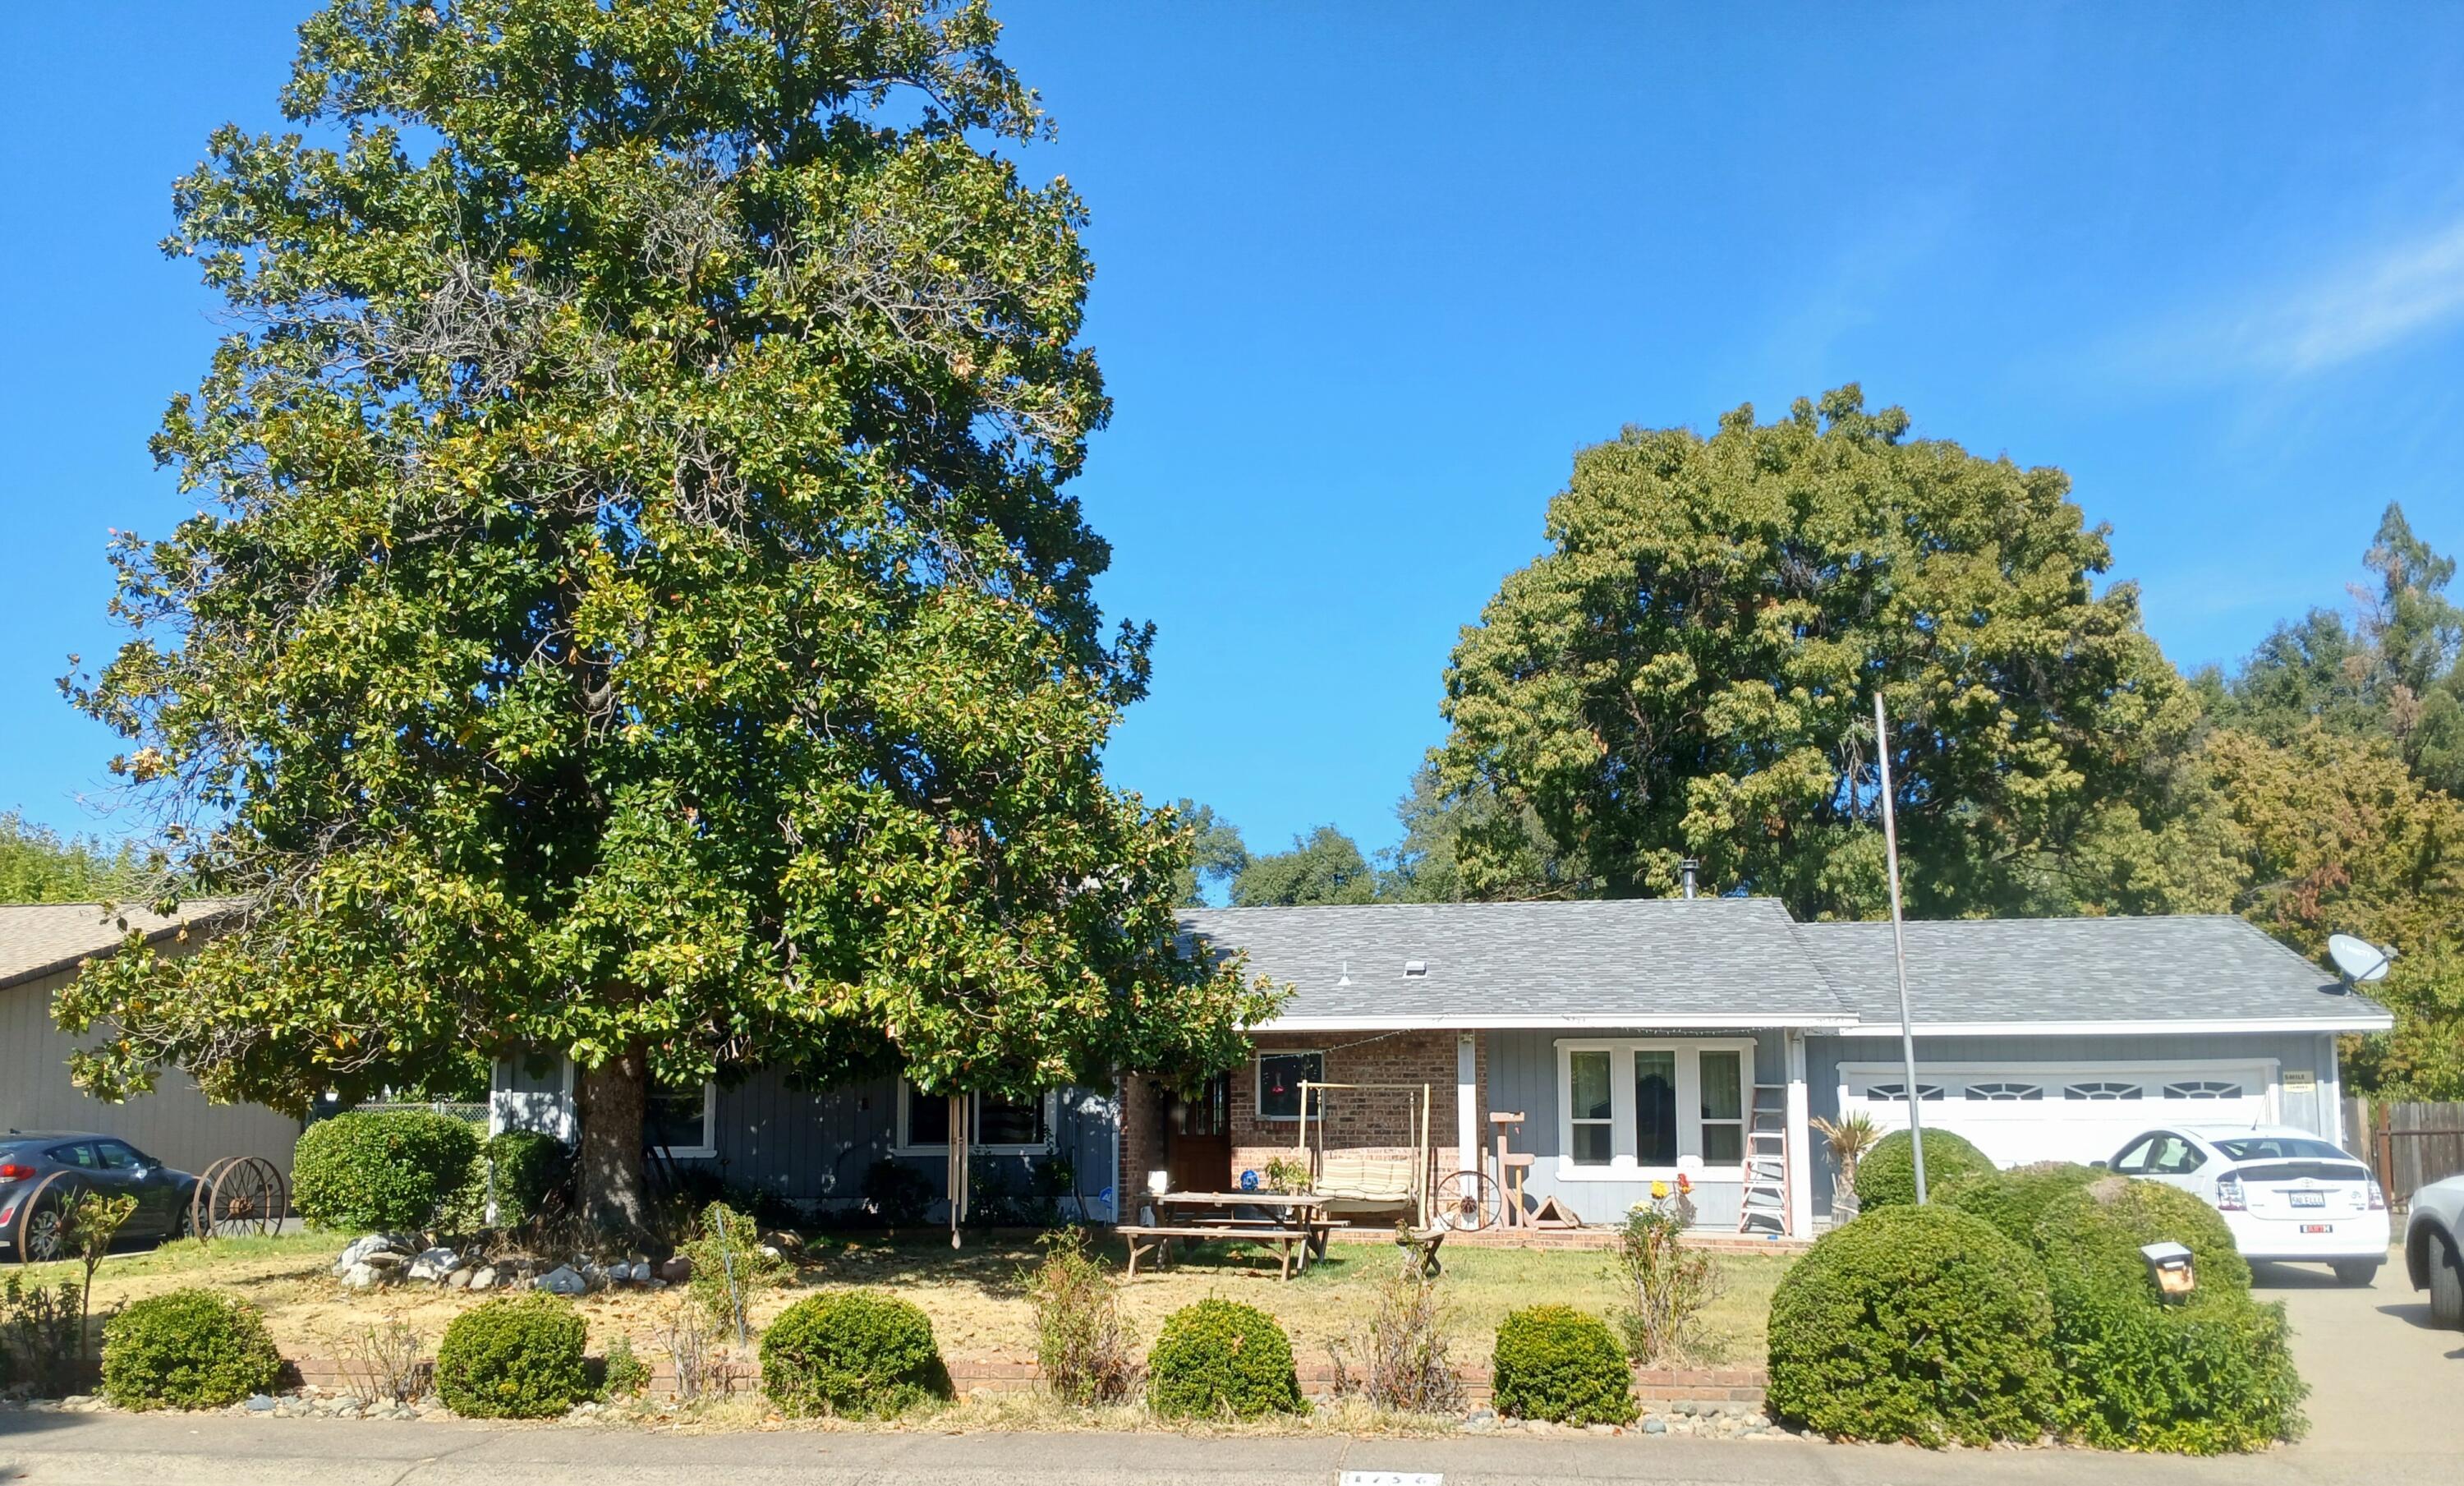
[2214,1137,2351,1162]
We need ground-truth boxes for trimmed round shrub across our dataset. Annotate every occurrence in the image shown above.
[1489,1304,1635,1426]
[292,1110,480,1231]
[434,1294,591,1419]
[1945,1162,2103,1247]
[762,1290,950,1418]
[1853,1127,1997,1211]
[1768,1203,2057,1446]
[2032,1176,2303,1451]
[100,1289,284,1410]
[1145,1299,1303,1420]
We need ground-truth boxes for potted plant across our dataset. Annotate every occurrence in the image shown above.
[1810,1112,1880,1220]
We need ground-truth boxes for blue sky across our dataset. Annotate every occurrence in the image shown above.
[3,3,2461,863]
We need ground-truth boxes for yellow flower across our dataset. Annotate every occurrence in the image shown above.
[1649,1180,1670,1199]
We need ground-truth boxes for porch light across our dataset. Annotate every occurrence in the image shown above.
[2140,1241,2195,1301]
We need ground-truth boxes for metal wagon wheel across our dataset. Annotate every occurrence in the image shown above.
[12,1171,77,1264]
[1432,1168,1499,1231]
[191,1156,287,1242]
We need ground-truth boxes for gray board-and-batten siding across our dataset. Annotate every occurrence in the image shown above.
[491,1056,1119,1221]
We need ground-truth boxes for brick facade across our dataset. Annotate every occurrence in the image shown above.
[1117,1031,1492,1208]
[1230,1030,1482,1189]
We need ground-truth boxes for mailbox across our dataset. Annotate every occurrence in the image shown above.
[2140,1241,2195,1300]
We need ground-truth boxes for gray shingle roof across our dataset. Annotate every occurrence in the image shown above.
[1791,916,2392,1031]
[1178,899,1855,1028]
[1178,902,2393,1033]
[0,901,238,991]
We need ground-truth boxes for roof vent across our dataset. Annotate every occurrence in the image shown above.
[1403,959,1428,978]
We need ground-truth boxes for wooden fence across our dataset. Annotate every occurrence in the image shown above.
[2344,1097,2464,1209]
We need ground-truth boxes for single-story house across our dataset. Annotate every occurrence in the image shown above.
[492,897,2389,1235]
[1,900,300,1177]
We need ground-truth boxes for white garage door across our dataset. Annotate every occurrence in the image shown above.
[1837,1060,2277,1168]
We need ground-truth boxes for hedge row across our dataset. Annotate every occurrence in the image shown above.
[1772,1162,2308,1454]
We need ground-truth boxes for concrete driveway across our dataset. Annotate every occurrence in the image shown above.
[2255,1249,2462,1461]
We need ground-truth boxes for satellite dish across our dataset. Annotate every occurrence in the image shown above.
[2328,934,2395,985]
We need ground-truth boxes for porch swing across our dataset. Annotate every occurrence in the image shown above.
[1294,1079,1432,1227]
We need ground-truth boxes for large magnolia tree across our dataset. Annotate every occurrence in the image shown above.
[62,0,1276,1228]
[1437,387,2197,920]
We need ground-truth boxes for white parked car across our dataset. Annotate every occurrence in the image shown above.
[2404,1172,2464,1328]
[2105,1124,2389,1286]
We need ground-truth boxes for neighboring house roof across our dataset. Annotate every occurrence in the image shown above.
[1791,915,2393,1035]
[0,901,238,992]
[1179,899,1857,1029]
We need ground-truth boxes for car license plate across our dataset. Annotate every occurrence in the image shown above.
[2301,1223,2333,1234]
[2290,1191,2324,1208]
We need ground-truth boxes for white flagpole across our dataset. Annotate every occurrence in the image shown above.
[1873,692,1928,1205]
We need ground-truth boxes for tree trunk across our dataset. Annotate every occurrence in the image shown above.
[576,1045,651,1235]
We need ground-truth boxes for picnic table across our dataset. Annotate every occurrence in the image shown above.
[1118,1190,1345,1280]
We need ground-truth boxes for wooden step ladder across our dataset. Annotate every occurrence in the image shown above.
[1737,1083,1790,1236]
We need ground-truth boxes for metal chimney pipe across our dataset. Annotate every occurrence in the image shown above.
[1680,858,1699,899]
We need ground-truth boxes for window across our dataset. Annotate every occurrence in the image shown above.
[2064,1081,2142,1102]
[46,1143,98,1170]
[1698,1050,1744,1165]
[2109,1134,2157,1174]
[1634,1050,1678,1164]
[93,1141,145,1171]
[2162,1079,2241,1100]
[1255,1051,1326,1122]
[1866,1083,1945,1102]
[2146,1135,2207,1176]
[646,1079,717,1159]
[1569,1050,1615,1166]
[899,1084,1053,1151]
[1553,1039,1758,1178]
[1964,1082,2043,1102]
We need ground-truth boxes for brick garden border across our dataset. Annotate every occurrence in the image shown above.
[283,1354,1765,1407]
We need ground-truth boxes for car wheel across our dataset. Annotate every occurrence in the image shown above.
[2332,1258,2381,1287]
[2433,1240,2464,1329]
[16,1200,67,1264]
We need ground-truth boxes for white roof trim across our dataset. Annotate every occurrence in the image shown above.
[1255,1012,1859,1033]
[1830,1015,2393,1037]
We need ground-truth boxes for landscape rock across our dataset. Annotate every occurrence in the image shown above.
[445,1267,475,1289]
[340,1262,391,1290]
[246,1394,275,1413]
[333,1234,413,1275]
[468,1266,498,1290]
[534,1264,587,1295]
[406,1247,460,1282]
[361,1249,408,1270]
[657,1255,692,1284]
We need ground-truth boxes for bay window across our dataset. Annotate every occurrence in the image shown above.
[1554,1039,1757,1178]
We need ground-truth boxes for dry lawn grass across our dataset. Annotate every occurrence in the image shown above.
[37,1229,1789,1370]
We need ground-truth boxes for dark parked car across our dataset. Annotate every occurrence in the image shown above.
[0,1132,200,1261]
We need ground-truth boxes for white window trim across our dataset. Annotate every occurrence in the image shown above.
[646,1079,719,1161]
[1552,1038,1758,1183]
[1253,1049,1328,1124]
[893,1084,1059,1157]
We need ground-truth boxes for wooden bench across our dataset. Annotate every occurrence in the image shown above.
[1118,1223,1318,1280]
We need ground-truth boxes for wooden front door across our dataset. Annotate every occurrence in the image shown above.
[1165,1074,1232,1193]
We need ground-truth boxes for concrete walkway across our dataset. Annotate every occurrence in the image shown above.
[4,1409,2453,1486]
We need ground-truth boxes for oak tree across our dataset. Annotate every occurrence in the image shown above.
[1437,387,2195,920]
